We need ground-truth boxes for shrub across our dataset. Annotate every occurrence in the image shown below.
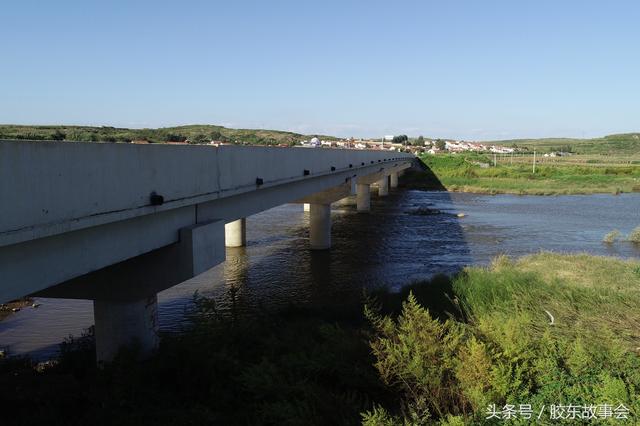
[364,254,640,424]
[628,226,640,243]
[603,229,621,244]
[365,293,468,421]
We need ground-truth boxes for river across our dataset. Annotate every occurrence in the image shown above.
[1,191,639,359]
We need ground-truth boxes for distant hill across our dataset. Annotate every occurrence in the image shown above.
[0,124,338,146]
[3,125,639,155]
[490,133,640,154]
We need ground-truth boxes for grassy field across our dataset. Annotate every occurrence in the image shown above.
[364,252,640,424]
[489,132,640,155]
[1,253,638,425]
[0,124,337,146]
[417,153,640,195]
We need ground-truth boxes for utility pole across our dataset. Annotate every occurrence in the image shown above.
[532,150,536,174]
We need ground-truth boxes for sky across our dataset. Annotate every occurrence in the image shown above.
[1,0,639,140]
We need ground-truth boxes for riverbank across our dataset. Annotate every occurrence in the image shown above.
[1,252,638,425]
[414,153,640,195]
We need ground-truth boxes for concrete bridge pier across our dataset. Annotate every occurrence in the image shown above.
[94,295,159,364]
[377,176,389,196]
[225,218,246,247]
[356,183,371,212]
[30,219,227,365]
[295,180,355,249]
[309,203,331,250]
[390,172,399,188]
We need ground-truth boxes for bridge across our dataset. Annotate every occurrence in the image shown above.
[0,140,414,362]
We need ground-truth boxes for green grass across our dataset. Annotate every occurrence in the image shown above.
[364,253,640,424]
[1,253,638,425]
[418,153,640,195]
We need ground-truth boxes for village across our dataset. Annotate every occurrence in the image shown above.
[298,135,516,154]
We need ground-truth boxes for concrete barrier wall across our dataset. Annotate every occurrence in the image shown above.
[0,141,412,248]
[0,140,412,302]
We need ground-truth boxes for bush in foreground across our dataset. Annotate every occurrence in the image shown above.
[1,253,638,425]
[364,253,640,424]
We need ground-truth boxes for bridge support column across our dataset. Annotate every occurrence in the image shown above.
[390,172,399,188]
[356,183,370,212]
[94,295,159,364]
[309,203,331,250]
[303,203,310,212]
[225,218,246,247]
[377,176,389,196]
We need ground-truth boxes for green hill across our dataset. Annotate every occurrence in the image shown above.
[0,124,337,146]
[3,125,640,154]
[491,133,640,155]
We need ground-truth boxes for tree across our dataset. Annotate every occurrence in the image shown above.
[392,135,409,145]
[189,134,209,144]
[166,133,187,142]
[66,130,85,141]
[417,135,424,146]
[50,129,66,141]
[435,139,446,150]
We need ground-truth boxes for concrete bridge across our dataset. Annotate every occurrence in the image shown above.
[0,140,413,362]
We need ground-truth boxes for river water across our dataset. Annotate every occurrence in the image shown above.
[1,191,639,359]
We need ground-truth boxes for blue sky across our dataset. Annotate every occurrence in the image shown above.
[2,0,639,140]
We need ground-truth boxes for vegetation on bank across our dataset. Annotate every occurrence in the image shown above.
[0,124,337,146]
[603,227,640,244]
[364,253,640,424]
[415,153,640,195]
[604,230,623,244]
[1,253,638,425]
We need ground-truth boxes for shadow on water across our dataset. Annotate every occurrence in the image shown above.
[397,158,448,191]
[181,162,469,325]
